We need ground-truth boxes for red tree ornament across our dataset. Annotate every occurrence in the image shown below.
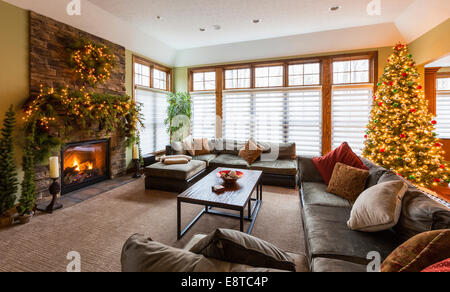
[432,120,437,125]
[380,148,385,153]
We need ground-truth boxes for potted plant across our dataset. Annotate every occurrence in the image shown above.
[164,92,192,153]
[18,126,37,224]
[0,106,19,227]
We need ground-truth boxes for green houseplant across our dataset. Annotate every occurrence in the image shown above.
[0,105,19,227]
[164,92,192,143]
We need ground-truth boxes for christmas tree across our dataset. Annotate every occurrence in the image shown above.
[0,105,19,215]
[363,44,449,187]
[19,125,36,216]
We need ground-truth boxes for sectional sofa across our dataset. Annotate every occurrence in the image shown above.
[299,156,450,272]
[145,139,299,192]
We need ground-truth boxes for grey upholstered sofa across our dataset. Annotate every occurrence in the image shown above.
[298,156,450,272]
[145,139,299,192]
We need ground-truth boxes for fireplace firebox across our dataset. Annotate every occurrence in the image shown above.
[61,139,110,194]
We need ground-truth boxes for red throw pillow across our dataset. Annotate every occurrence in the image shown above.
[421,258,450,273]
[312,142,369,185]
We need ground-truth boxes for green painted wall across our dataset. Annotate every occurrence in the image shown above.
[0,1,29,197]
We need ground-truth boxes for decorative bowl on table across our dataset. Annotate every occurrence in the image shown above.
[217,170,244,186]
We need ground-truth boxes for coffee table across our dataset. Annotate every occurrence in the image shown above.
[177,168,263,240]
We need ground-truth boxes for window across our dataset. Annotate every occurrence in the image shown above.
[191,92,216,139]
[223,88,322,155]
[331,86,373,155]
[153,68,168,90]
[288,63,321,86]
[436,77,450,138]
[135,88,170,154]
[333,59,370,84]
[135,63,150,87]
[225,68,251,89]
[193,71,216,91]
[255,66,284,88]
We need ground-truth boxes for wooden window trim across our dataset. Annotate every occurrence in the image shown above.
[223,67,252,90]
[133,55,173,95]
[287,61,322,87]
[187,51,378,152]
[189,69,217,92]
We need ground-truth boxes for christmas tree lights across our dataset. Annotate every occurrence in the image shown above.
[363,44,450,187]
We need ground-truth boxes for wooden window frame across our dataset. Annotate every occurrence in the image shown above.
[287,61,322,87]
[187,51,378,154]
[132,55,173,97]
[189,69,217,92]
[223,67,252,90]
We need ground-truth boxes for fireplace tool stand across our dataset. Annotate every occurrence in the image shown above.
[37,178,64,214]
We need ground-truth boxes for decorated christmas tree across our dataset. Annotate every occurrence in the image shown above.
[363,44,449,187]
[0,105,19,215]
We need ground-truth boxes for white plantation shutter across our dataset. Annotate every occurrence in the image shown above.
[332,85,373,155]
[436,90,450,139]
[191,91,216,139]
[223,88,322,155]
[135,87,170,154]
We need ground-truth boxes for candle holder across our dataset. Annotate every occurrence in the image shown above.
[37,178,63,214]
[133,159,142,178]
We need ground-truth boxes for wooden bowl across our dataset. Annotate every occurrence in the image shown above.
[217,170,244,185]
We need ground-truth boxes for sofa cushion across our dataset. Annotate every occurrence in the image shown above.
[210,139,246,155]
[190,229,296,272]
[210,154,250,169]
[302,204,402,263]
[299,156,325,183]
[193,154,218,167]
[250,160,298,176]
[301,182,352,208]
[379,171,450,239]
[312,257,367,272]
[347,181,408,232]
[121,234,283,272]
[381,230,450,272]
[312,142,369,185]
[145,160,206,180]
[239,140,263,164]
[326,162,370,202]
[361,157,387,189]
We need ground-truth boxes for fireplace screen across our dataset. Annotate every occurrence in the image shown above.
[61,139,110,194]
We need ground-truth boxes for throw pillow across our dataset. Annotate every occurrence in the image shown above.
[193,138,211,156]
[326,162,370,202]
[381,229,450,272]
[163,158,189,165]
[189,229,296,272]
[347,181,408,232]
[421,258,450,272]
[182,136,195,156]
[313,142,368,185]
[239,139,263,164]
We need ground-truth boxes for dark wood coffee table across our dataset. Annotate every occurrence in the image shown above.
[177,168,263,240]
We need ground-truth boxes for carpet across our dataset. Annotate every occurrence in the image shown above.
[0,178,306,272]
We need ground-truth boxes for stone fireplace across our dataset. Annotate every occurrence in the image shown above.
[29,12,128,199]
[61,139,110,195]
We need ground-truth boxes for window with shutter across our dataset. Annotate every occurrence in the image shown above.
[135,88,170,154]
[331,85,373,155]
[436,77,450,139]
[191,91,217,139]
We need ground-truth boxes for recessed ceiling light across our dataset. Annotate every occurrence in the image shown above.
[252,19,262,24]
[156,15,162,20]
[329,6,342,12]
[212,25,221,31]
[199,28,206,32]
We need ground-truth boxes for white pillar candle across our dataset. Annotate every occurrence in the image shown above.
[132,145,139,160]
[49,156,60,179]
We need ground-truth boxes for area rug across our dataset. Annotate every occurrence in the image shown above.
[0,178,306,272]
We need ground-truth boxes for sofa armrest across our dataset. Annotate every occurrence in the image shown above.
[298,156,324,183]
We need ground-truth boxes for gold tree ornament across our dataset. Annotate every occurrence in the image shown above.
[69,38,116,86]
[363,43,450,187]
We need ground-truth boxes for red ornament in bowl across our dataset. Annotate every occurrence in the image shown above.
[217,170,244,186]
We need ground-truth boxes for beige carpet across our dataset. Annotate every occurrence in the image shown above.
[0,178,306,272]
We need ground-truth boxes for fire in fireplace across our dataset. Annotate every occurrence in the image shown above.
[61,139,110,194]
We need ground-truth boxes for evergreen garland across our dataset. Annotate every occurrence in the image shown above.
[19,125,36,215]
[0,105,19,215]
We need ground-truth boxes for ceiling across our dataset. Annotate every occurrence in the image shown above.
[88,0,416,49]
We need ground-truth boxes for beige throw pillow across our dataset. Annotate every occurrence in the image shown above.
[163,158,189,165]
[326,162,370,202]
[347,181,408,232]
